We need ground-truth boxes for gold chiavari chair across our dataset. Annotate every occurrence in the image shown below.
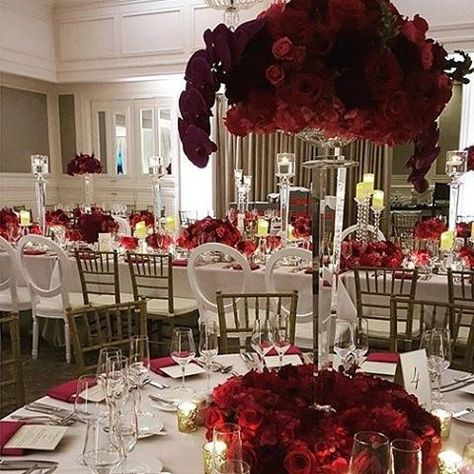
[216,291,298,354]
[391,211,422,238]
[452,303,474,372]
[66,301,147,375]
[75,249,133,306]
[127,252,198,351]
[354,267,419,350]
[0,313,25,410]
[390,297,453,353]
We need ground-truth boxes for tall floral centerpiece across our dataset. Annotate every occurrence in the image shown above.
[179,0,471,364]
[67,153,102,208]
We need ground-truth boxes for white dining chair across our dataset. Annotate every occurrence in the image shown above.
[265,247,313,348]
[188,243,251,324]
[18,235,86,363]
[341,224,385,241]
[0,236,32,313]
[113,216,132,236]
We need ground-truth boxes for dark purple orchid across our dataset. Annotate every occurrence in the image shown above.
[179,86,212,134]
[179,119,217,168]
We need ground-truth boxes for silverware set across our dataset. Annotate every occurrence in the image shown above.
[194,358,234,374]
[23,402,83,423]
[0,459,58,473]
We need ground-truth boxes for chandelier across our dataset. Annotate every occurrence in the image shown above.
[204,0,262,30]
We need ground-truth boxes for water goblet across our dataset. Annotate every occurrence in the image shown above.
[390,439,422,474]
[272,314,291,369]
[250,319,274,370]
[213,423,243,469]
[354,318,369,366]
[349,431,390,474]
[199,321,219,392]
[170,327,196,400]
[333,319,355,367]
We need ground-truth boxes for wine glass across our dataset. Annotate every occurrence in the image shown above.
[272,314,291,369]
[215,460,251,474]
[420,327,451,404]
[170,327,196,399]
[75,374,107,422]
[354,318,369,366]
[250,319,274,370]
[199,321,219,392]
[106,355,130,412]
[349,431,390,474]
[83,418,122,474]
[213,423,243,469]
[128,336,150,412]
[333,319,355,367]
[97,347,122,379]
[390,439,422,474]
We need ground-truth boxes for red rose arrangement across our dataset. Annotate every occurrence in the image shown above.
[67,153,102,176]
[205,366,441,473]
[180,0,471,193]
[146,232,173,252]
[414,218,447,240]
[69,210,118,244]
[291,215,311,239]
[28,224,43,235]
[466,145,474,172]
[458,246,474,269]
[237,239,258,256]
[130,211,155,230]
[266,234,282,251]
[456,221,472,239]
[0,208,20,242]
[341,240,404,270]
[411,249,432,267]
[46,209,71,228]
[177,216,241,249]
[119,236,139,251]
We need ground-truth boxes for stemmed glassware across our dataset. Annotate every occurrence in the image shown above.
[170,327,197,399]
[199,321,219,392]
[250,319,275,370]
[354,318,369,365]
[215,460,251,474]
[97,347,122,380]
[333,319,355,367]
[75,374,107,422]
[390,439,422,474]
[213,423,243,471]
[349,431,390,474]
[129,336,150,414]
[420,327,451,405]
[272,314,291,369]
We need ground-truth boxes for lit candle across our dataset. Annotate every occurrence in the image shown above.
[372,190,384,210]
[363,173,375,194]
[356,182,370,200]
[288,224,296,241]
[166,216,177,232]
[134,220,147,239]
[440,230,455,251]
[177,402,198,433]
[256,218,269,237]
[431,409,452,438]
[20,210,31,226]
[438,451,463,474]
[471,222,474,239]
[203,441,227,474]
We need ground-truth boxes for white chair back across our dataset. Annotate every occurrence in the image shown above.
[17,235,72,308]
[341,224,385,242]
[265,247,312,323]
[0,236,21,310]
[188,243,251,321]
[113,216,132,236]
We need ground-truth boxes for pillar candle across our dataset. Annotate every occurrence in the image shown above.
[440,230,454,251]
[20,210,31,226]
[372,190,384,210]
[134,221,147,239]
[363,173,375,194]
[257,218,269,236]
[471,222,474,238]
[166,216,177,232]
[356,182,370,200]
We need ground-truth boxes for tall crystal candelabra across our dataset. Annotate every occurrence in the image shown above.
[149,156,166,229]
[31,155,49,234]
[446,150,468,231]
[84,174,94,209]
[371,190,385,237]
[355,196,371,242]
[276,153,295,248]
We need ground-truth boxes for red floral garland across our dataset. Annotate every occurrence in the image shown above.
[67,153,102,176]
[341,240,404,270]
[177,216,241,249]
[205,366,441,474]
[413,218,447,240]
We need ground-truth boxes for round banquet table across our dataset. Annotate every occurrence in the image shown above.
[2,355,472,473]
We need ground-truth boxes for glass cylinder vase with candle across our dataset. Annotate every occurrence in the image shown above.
[276,153,295,248]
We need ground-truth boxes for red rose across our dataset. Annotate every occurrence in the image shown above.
[365,50,403,94]
[382,91,408,120]
[237,408,263,432]
[204,407,226,438]
[225,107,253,137]
[119,236,138,250]
[284,441,315,474]
[29,224,43,235]
[456,222,471,239]
[265,64,285,86]
[272,37,295,60]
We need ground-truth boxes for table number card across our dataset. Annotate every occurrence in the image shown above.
[98,233,113,252]
[395,349,432,410]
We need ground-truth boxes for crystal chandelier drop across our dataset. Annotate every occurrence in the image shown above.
[204,0,262,30]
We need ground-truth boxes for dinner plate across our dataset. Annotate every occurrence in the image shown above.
[113,454,163,473]
[160,363,206,378]
[137,413,164,439]
[450,402,474,424]
[460,383,474,396]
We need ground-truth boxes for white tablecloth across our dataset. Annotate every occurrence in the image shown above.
[2,356,471,473]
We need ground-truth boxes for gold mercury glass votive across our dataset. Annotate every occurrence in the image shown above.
[438,451,463,474]
[203,441,227,474]
[431,409,452,439]
[177,402,198,433]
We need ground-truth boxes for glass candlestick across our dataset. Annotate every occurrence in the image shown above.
[276,153,295,248]
[149,156,166,231]
[31,155,49,234]
[371,206,384,237]
[446,150,468,231]
[355,196,371,243]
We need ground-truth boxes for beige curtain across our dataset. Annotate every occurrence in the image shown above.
[214,95,392,233]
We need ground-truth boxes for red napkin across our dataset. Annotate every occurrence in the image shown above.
[172,259,188,267]
[231,263,260,271]
[0,421,24,456]
[366,352,399,363]
[47,379,79,403]
[149,356,177,376]
[266,345,302,357]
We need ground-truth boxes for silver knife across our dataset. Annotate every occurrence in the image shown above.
[452,407,473,418]
[25,405,83,423]
[148,394,179,406]
[441,377,474,393]
[440,373,474,389]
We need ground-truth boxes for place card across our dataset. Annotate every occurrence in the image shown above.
[394,349,432,410]
[264,354,303,369]
[160,363,206,378]
[98,233,113,251]
[4,425,68,451]
[361,361,397,376]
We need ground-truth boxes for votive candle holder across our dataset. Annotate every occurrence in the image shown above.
[203,441,227,474]
[438,451,463,474]
[431,409,452,439]
[177,401,198,433]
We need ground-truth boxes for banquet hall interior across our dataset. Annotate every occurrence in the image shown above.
[0,0,474,472]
